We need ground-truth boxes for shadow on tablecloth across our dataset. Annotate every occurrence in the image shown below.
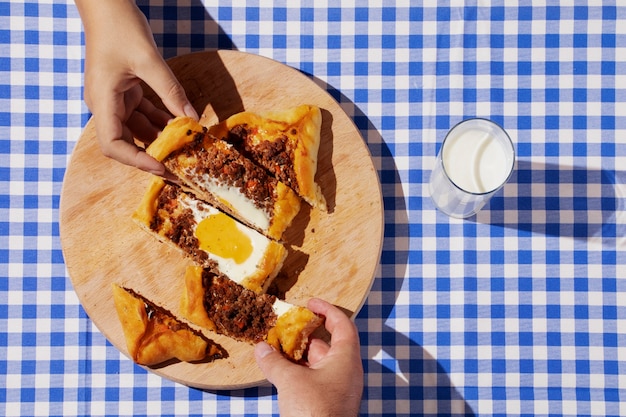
[337,94,475,415]
[475,159,626,247]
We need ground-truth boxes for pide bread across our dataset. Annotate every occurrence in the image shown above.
[146,117,301,241]
[133,177,287,294]
[181,266,324,361]
[208,104,327,211]
[118,105,328,367]
[112,283,225,366]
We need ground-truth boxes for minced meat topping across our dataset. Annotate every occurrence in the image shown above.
[226,124,299,194]
[151,184,211,267]
[202,270,277,342]
[164,130,276,214]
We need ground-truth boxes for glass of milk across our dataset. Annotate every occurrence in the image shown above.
[428,118,515,218]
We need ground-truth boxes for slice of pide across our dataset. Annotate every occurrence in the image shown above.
[181,265,324,361]
[133,177,287,294]
[207,104,327,211]
[146,117,301,241]
[111,283,225,366]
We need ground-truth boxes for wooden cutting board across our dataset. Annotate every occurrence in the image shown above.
[59,50,383,389]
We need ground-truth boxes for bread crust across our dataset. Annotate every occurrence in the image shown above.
[266,303,324,361]
[112,283,224,366]
[146,117,199,162]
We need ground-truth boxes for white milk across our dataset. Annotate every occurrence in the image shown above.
[442,127,511,194]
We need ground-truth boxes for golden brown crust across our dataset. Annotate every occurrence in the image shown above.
[268,181,302,241]
[181,266,276,342]
[180,266,217,332]
[112,283,146,360]
[146,117,199,162]
[112,283,225,366]
[266,304,325,361]
[240,240,287,294]
[208,104,326,211]
[131,176,166,229]
[130,109,328,366]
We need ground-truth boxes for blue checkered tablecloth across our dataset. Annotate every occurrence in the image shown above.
[1,1,625,416]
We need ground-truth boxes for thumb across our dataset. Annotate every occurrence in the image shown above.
[137,57,199,120]
[254,342,297,387]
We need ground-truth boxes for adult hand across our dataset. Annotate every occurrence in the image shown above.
[255,298,364,417]
[75,0,198,175]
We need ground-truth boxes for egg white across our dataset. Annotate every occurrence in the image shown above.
[179,192,272,285]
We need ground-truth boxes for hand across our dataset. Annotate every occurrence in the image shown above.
[75,0,199,175]
[255,298,363,417]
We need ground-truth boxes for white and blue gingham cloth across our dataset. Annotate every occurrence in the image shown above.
[1,1,625,416]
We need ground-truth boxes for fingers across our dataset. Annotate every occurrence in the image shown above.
[307,298,360,347]
[126,111,161,145]
[100,138,165,175]
[136,97,172,128]
[96,127,165,176]
[90,80,169,174]
[306,338,330,365]
[126,98,172,145]
[136,55,199,121]
[254,342,302,387]
[134,151,166,175]
[92,92,171,174]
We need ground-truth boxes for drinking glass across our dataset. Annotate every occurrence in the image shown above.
[428,118,515,218]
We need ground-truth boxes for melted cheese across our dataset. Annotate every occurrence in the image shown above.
[179,193,272,285]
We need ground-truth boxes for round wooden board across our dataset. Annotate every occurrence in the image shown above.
[60,50,383,390]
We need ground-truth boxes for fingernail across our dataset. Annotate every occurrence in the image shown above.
[148,167,165,176]
[162,170,181,184]
[255,342,274,359]
[184,103,199,120]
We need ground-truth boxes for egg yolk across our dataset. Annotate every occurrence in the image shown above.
[195,213,253,264]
